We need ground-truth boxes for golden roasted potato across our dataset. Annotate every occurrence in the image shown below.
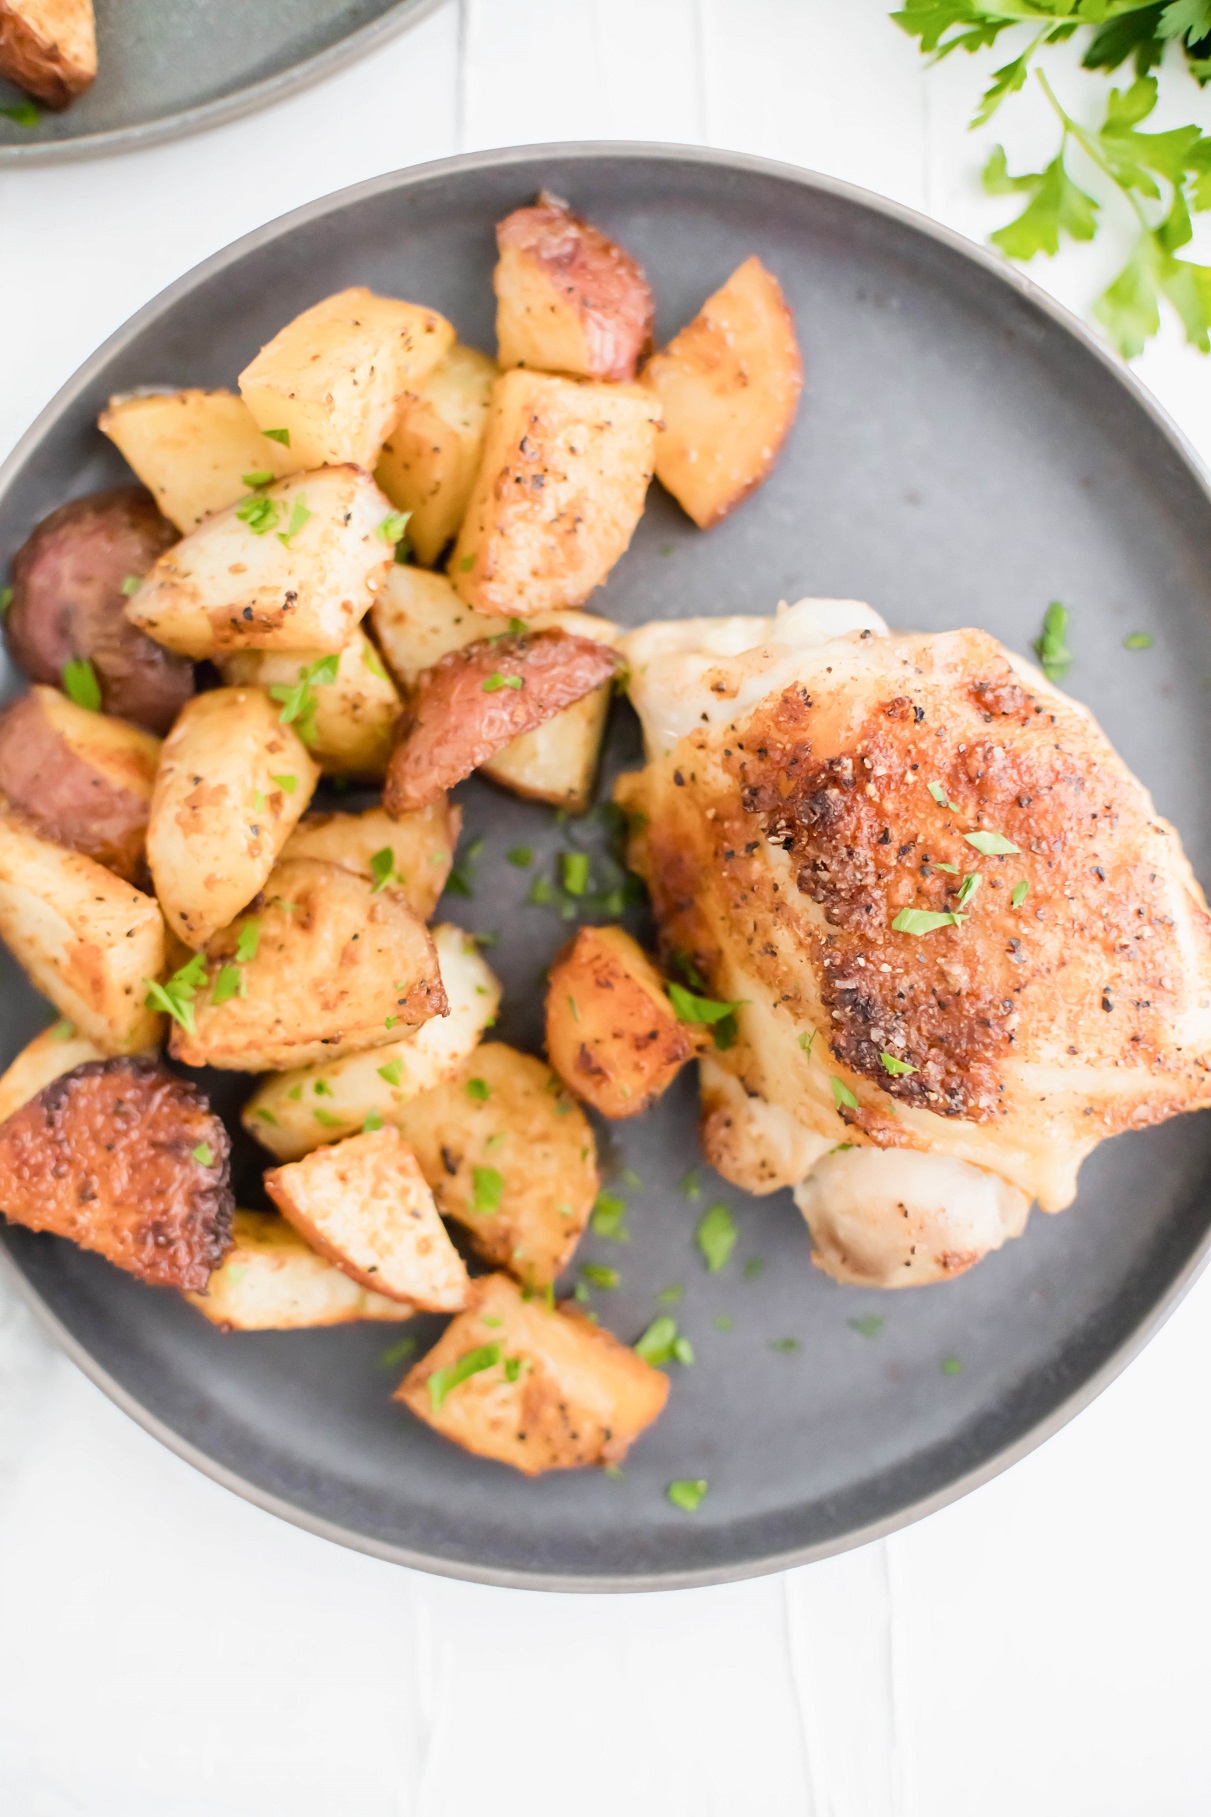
[449,370,658,617]
[0,0,95,108]
[147,688,317,949]
[480,687,612,813]
[265,1127,469,1311]
[126,466,396,660]
[243,923,500,1160]
[282,801,458,920]
[494,195,654,383]
[218,628,402,779]
[238,288,455,472]
[170,858,445,1073]
[546,925,697,1118]
[376,344,497,567]
[0,1021,106,1125]
[187,1210,412,1330]
[391,1043,596,1288]
[371,563,496,685]
[0,809,164,1052]
[0,686,159,884]
[640,256,803,528]
[99,389,296,532]
[384,626,618,814]
[396,1273,668,1475]
[0,1056,231,1290]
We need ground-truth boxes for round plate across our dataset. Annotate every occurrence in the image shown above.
[2,146,1211,1592]
[0,0,442,164]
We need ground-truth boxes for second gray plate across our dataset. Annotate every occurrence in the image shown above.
[1,146,1210,1589]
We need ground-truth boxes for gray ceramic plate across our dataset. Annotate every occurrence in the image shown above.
[2,145,1211,1591]
[0,0,442,163]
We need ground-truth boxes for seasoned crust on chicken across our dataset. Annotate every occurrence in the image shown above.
[0,1056,233,1290]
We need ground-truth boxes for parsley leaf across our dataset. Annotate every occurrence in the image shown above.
[466,1076,490,1101]
[236,492,280,535]
[143,952,208,1033]
[62,658,101,712]
[1034,600,1073,682]
[561,852,590,896]
[667,981,746,1050]
[1012,879,1031,907]
[261,427,291,446]
[191,1143,214,1166]
[880,1052,917,1077]
[590,1191,629,1242]
[581,1261,620,1289]
[269,652,339,741]
[0,100,40,127]
[1124,629,1153,648]
[964,830,1020,855]
[428,1344,500,1410]
[667,1478,707,1512]
[378,511,411,545]
[831,1076,860,1111]
[471,1166,504,1213]
[849,1314,885,1339]
[634,1315,694,1366]
[891,907,966,935]
[276,495,312,548]
[369,847,398,893]
[696,1203,737,1273]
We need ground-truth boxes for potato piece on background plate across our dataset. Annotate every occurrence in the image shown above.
[283,801,458,920]
[243,923,500,1160]
[449,370,658,617]
[479,687,612,813]
[495,195,654,383]
[640,256,803,528]
[187,1210,412,1331]
[0,0,95,109]
[391,1043,597,1288]
[0,686,160,884]
[170,858,445,1073]
[99,389,297,533]
[0,1056,231,1291]
[147,688,317,949]
[265,1127,468,1311]
[218,629,402,779]
[0,1021,106,1125]
[396,1272,668,1475]
[126,467,395,659]
[376,344,497,567]
[239,288,454,472]
[545,925,698,1118]
[0,810,164,1052]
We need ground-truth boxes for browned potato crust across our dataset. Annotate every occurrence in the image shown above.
[384,628,618,814]
[641,256,803,528]
[396,1273,669,1475]
[4,488,191,733]
[0,686,159,884]
[0,1056,232,1290]
[495,195,654,383]
[390,1043,598,1287]
[282,802,458,919]
[546,925,698,1118]
[0,0,96,109]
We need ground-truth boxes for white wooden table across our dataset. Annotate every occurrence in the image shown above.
[2,4,1210,1810]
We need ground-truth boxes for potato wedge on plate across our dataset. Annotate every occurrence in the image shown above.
[0,1021,106,1126]
[100,389,297,533]
[494,195,654,382]
[243,923,500,1160]
[0,0,96,109]
[147,687,317,949]
[126,466,395,659]
[265,1127,469,1311]
[282,801,458,920]
[218,628,402,780]
[188,1210,412,1331]
[546,925,698,1118]
[396,1273,668,1475]
[376,344,497,567]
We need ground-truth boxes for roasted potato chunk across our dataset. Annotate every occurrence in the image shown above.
[0,1021,106,1125]
[243,923,500,1160]
[397,1273,668,1475]
[147,688,317,948]
[546,925,697,1118]
[170,858,445,1073]
[391,1043,596,1287]
[238,288,455,472]
[0,686,160,884]
[376,344,497,567]
[265,1127,469,1311]
[0,1056,231,1290]
[187,1210,412,1330]
[480,687,613,813]
[495,195,654,383]
[4,487,190,734]
[0,0,95,109]
[282,801,458,919]
[99,389,297,532]
[217,629,401,779]
[384,627,618,814]
[125,466,395,660]
[640,256,803,528]
[449,370,658,617]
[0,810,164,1052]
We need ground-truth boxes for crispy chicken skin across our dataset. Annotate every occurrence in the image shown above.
[618,604,1211,1233]
[0,1056,233,1290]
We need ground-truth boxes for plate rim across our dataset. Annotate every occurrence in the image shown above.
[0,0,446,166]
[3,139,1211,1591]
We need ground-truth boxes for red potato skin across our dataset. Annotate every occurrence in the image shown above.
[0,4,92,107]
[5,488,192,734]
[0,1057,233,1291]
[0,691,152,884]
[384,629,618,814]
[497,199,655,383]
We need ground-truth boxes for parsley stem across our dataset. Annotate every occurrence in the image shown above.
[1035,69,1150,233]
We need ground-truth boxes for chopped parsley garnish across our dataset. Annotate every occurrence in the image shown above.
[276,495,313,548]
[0,587,12,613]
[445,834,484,899]
[590,1191,629,1242]
[313,1108,343,1127]
[679,1169,702,1201]
[252,790,267,812]
[428,1343,500,1410]
[799,1029,816,1056]
[580,1261,619,1289]
[743,1257,765,1280]
[770,1338,801,1353]
[715,1313,734,1332]
[362,1109,383,1132]
[191,1143,214,1166]
[634,1315,694,1366]
[941,1356,962,1376]
[261,427,291,446]
[667,1478,707,1512]
[377,511,411,544]
[466,1076,490,1101]
[313,1080,332,1096]
[880,1052,917,1077]
[241,470,275,488]
[254,1108,279,1126]
[667,981,745,1050]
[956,871,981,911]
[235,920,261,964]
[483,1131,505,1152]
[49,1020,75,1041]
[849,1314,885,1339]
[506,846,533,867]
[933,861,959,874]
[369,847,399,893]
[831,1077,860,1111]
[377,1059,403,1087]
[471,1166,504,1213]
[964,830,1020,856]
[483,671,523,692]
[696,1203,737,1273]
[269,652,339,741]
[503,1356,528,1384]
[143,952,207,1032]
[561,852,590,896]
[120,574,143,596]
[236,493,280,535]
[363,643,391,681]
[657,1283,684,1303]
[1124,631,1153,650]
[378,1333,417,1367]
[1033,601,1072,683]
[62,658,101,712]
[927,780,957,810]
[0,100,40,127]
[458,555,474,572]
[211,964,246,1006]
[270,772,297,794]
[891,907,966,936]
[1012,880,1030,908]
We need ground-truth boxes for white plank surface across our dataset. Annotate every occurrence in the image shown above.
[3,2,1211,1809]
